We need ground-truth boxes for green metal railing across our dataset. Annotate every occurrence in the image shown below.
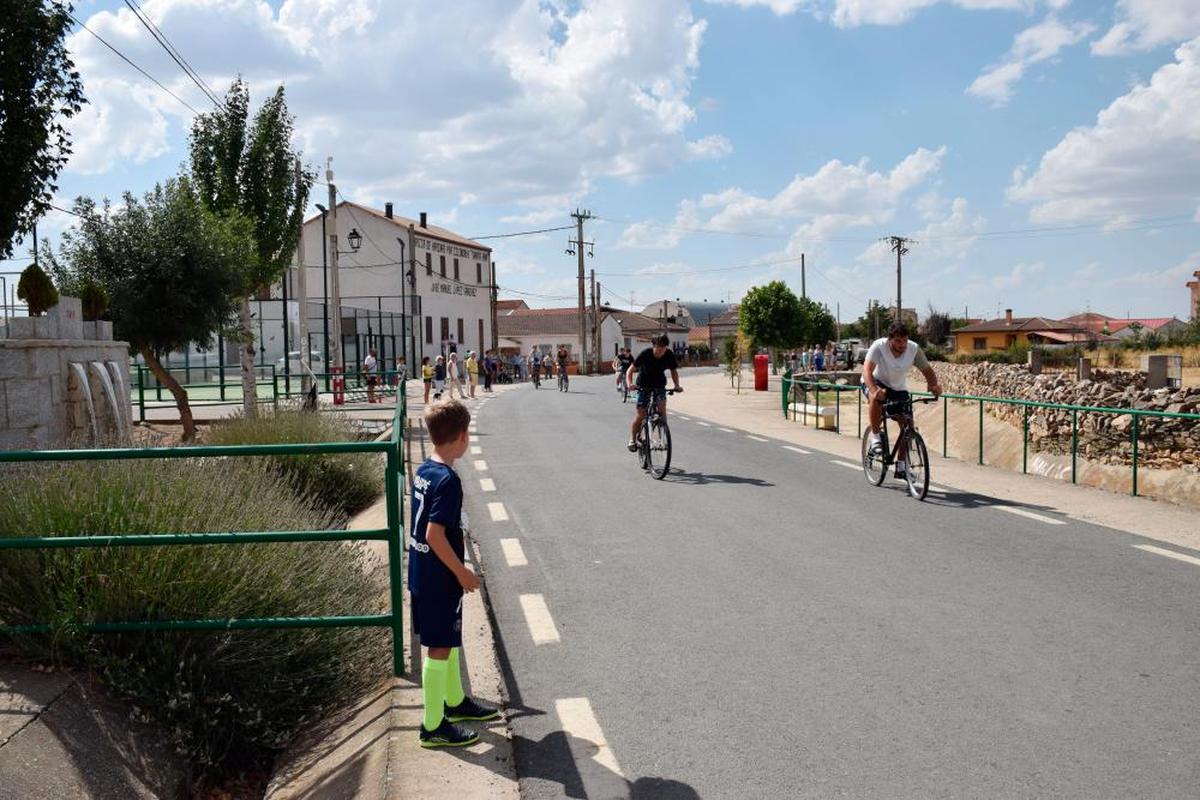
[781,372,1200,497]
[0,393,410,676]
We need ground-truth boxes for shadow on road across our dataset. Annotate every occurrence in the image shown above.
[664,469,774,487]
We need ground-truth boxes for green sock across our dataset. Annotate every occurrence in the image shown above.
[445,647,465,707]
[422,657,448,731]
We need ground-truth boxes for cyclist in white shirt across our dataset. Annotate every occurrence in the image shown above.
[862,322,941,478]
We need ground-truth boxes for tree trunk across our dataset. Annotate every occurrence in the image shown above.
[239,299,258,419]
[141,347,196,441]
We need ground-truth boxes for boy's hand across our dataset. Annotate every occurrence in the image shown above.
[457,567,481,592]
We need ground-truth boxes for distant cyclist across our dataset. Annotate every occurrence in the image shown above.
[862,322,941,478]
[613,347,635,392]
[626,334,682,451]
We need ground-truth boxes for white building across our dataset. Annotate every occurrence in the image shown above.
[291,201,495,372]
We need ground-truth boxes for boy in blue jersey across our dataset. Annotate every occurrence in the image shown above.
[410,399,500,747]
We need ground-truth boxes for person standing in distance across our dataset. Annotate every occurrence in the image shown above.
[626,334,683,451]
[410,400,500,747]
[364,348,379,403]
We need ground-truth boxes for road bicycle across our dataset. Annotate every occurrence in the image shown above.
[558,365,569,392]
[531,369,541,389]
[635,388,680,480]
[860,393,936,500]
[616,370,629,403]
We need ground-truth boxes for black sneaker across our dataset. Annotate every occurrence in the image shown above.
[419,717,479,748]
[627,439,639,452]
[445,696,501,722]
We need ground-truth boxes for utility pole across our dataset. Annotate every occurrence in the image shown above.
[568,209,594,372]
[595,279,603,363]
[883,236,916,325]
[295,163,310,396]
[801,252,806,301]
[836,302,841,344]
[589,270,597,369]
[326,158,343,372]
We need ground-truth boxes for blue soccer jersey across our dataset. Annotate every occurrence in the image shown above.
[408,459,464,597]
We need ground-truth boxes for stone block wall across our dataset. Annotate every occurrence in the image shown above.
[931,362,1200,471]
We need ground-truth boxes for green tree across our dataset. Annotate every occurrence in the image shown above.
[722,334,742,391]
[17,262,58,315]
[52,179,254,440]
[921,304,952,345]
[190,79,312,418]
[0,1,86,259]
[739,281,809,374]
[798,296,836,346]
[848,300,893,341]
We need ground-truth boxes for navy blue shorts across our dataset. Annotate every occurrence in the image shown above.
[636,387,667,409]
[411,589,463,648]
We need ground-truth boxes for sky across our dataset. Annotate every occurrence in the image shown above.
[7,0,1200,323]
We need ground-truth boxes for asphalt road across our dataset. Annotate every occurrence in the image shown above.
[464,373,1200,799]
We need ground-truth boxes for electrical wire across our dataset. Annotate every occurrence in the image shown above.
[122,0,221,108]
[69,13,201,115]
[470,225,575,241]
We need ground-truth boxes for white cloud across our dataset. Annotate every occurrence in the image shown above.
[857,196,983,263]
[65,0,724,216]
[618,201,702,249]
[1092,0,1200,56]
[698,146,946,236]
[1009,37,1200,222]
[967,16,1095,105]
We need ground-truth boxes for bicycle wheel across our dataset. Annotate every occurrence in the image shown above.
[904,431,930,500]
[647,419,672,479]
[861,428,887,486]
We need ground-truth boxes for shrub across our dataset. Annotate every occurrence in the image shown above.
[205,409,384,515]
[16,262,59,315]
[923,343,949,362]
[79,280,110,321]
[0,457,388,779]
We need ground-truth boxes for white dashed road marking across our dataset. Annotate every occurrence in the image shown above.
[500,538,528,567]
[487,502,509,522]
[1134,544,1200,568]
[929,485,951,494]
[474,460,488,471]
[719,427,735,433]
[830,460,860,470]
[479,478,496,492]
[676,416,691,422]
[746,435,768,442]
[519,594,561,644]
[782,445,811,455]
[469,435,479,443]
[470,445,482,454]
[696,421,711,427]
[992,506,1067,526]
[556,697,626,792]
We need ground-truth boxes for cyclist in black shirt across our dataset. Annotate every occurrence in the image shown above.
[613,347,635,393]
[626,334,682,451]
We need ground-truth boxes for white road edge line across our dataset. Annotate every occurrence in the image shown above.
[695,421,711,427]
[991,506,1067,526]
[830,459,859,470]
[556,698,625,779]
[783,445,811,455]
[929,484,951,494]
[479,478,496,492]
[500,538,528,567]
[1134,544,1200,568]
[746,435,768,442]
[519,594,561,644]
[473,460,488,471]
[718,427,735,433]
[487,502,509,522]
[676,416,691,421]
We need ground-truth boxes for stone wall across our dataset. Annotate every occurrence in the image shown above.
[931,362,1200,471]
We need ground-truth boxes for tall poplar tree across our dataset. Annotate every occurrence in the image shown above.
[190,79,312,417]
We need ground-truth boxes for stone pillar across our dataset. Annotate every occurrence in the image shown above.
[1146,354,1169,390]
[1027,349,1043,375]
[1077,358,1092,381]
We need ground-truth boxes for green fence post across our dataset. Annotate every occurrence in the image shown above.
[1022,403,1029,474]
[978,399,984,465]
[942,396,948,458]
[219,364,226,401]
[815,384,820,430]
[857,386,863,439]
[272,372,279,412]
[385,446,405,676]
[137,366,145,423]
[782,370,790,419]
[835,387,841,433]
[1131,414,1139,497]
[1071,409,1078,484]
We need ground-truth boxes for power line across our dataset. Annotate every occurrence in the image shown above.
[597,254,803,278]
[69,13,201,115]
[471,224,574,241]
[122,0,221,108]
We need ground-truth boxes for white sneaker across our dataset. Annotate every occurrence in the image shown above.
[867,431,882,452]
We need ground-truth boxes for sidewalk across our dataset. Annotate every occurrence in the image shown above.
[671,369,1200,553]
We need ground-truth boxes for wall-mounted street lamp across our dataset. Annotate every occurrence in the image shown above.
[346,228,363,253]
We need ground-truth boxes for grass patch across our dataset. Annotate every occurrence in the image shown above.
[0,457,388,784]
[204,408,384,515]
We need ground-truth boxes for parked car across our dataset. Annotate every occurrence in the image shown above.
[276,350,323,376]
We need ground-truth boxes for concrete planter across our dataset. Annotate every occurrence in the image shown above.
[82,321,114,341]
[7,316,58,340]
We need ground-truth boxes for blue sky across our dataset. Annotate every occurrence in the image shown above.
[8,0,1200,322]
